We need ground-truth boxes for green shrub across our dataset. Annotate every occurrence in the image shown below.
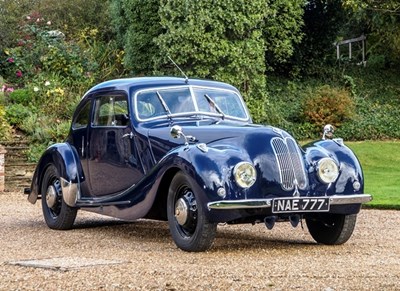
[0,105,12,141]
[302,85,355,130]
[8,88,34,106]
[5,103,31,127]
[26,143,48,163]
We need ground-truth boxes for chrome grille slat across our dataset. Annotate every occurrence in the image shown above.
[271,137,308,191]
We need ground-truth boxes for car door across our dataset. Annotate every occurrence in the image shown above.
[70,99,92,195]
[87,92,143,196]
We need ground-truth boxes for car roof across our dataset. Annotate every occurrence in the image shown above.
[83,77,239,98]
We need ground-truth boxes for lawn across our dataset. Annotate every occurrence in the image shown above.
[346,141,400,210]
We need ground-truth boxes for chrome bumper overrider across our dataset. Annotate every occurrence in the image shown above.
[207,194,372,210]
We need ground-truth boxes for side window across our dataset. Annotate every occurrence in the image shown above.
[72,101,91,129]
[93,94,129,127]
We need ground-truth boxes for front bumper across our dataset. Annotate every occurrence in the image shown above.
[207,194,372,210]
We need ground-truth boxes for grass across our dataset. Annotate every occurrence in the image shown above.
[346,141,400,210]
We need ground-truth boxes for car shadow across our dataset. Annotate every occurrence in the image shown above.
[71,217,317,251]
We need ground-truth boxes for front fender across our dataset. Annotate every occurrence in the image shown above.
[28,143,83,206]
[303,139,364,195]
[160,144,250,220]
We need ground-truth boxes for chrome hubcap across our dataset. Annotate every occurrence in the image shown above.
[46,185,57,208]
[175,198,189,226]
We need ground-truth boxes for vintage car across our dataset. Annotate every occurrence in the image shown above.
[26,77,372,252]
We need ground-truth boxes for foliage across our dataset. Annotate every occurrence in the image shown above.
[5,103,32,127]
[267,67,400,141]
[343,0,400,67]
[263,0,304,70]
[111,0,162,75]
[0,105,12,141]
[155,0,268,122]
[111,0,306,123]
[0,0,40,51]
[0,9,125,156]
[302,85,355,129]
[288,0,347,77]
[8,88,34,106]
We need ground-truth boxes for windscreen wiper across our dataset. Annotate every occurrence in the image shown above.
[204,94,225,120]
[156,91,173,122]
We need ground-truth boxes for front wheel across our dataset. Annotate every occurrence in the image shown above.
[41,165,77,230]
[306,213,357,245]
[167,172,217,252]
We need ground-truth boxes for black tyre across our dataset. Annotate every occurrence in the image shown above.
[306,213,357,245]
[167,172,217,252]
[41,165,77,230]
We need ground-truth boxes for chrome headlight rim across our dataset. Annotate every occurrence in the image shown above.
[233,161,257,189]
[316,157,339,184]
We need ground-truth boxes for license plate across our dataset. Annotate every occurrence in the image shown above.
[272,197,330,213]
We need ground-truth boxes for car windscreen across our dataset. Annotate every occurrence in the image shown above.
[135,86,248,121]
[192,87,247,119]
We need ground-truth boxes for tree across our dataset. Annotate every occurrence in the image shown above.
[343,0,400,67]
[111,0,163,75]
[111,0,304,123]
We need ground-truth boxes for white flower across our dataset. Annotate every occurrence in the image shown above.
[44,81,51,86]
[33,87,39,92]
[47,21,51,25]
[26,16,31,20]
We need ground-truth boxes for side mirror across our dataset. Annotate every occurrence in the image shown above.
[170,125,183,139]
[322,124,334,140]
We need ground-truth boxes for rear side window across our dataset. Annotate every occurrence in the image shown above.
[93,95,129,127]
[72,101,91,129]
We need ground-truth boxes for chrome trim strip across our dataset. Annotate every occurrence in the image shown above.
[207,194,372,210]
[329,194,373,205]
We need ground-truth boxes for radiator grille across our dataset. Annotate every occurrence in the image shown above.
[271,137,308,191]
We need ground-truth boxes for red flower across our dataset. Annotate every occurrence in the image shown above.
[7,58,14,63]
[16,70,23,78]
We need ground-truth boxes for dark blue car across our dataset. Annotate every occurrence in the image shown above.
[26,77,372,251]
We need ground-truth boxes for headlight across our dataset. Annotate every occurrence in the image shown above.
[316,158,339,184]
[233,162,257,188]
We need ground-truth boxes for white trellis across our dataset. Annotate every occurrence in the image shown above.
[335,34,366,66]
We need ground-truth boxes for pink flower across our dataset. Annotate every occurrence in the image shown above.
[6,87,14,93]
[16,70,23,78]
[7,58,14,63]
[1,85,6,92]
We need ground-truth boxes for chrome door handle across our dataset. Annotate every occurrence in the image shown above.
[122,132,134,139]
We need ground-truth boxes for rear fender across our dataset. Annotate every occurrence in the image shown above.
[28,143,83,207]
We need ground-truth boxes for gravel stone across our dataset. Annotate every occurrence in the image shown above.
[0,192,399,290]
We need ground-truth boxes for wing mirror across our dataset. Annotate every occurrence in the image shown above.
[170,125,196,147]
[170,125,183,139]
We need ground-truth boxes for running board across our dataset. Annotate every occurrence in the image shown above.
[75,200,131,207]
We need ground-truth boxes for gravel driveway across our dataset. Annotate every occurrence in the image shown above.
[0,192,399,290]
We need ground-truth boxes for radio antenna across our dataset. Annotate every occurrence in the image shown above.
[167,55,189,84]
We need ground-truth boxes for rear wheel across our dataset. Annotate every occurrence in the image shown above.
[167,172,217,252]
[306,213,357,245]
[41,165,77,230]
